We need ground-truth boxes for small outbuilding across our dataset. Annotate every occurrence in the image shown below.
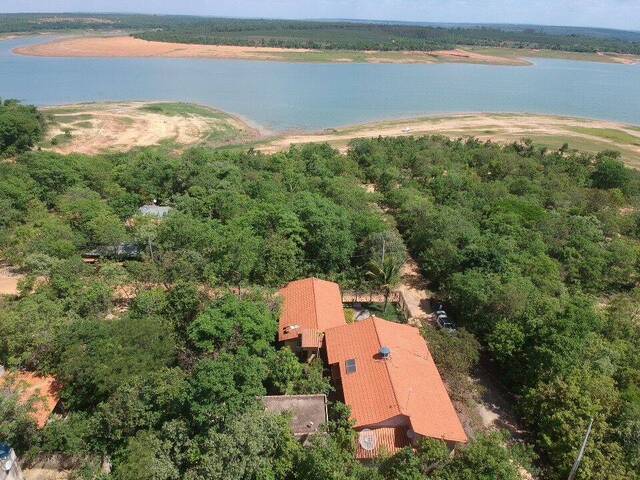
[83,243,142,262]
[261,394,328,444]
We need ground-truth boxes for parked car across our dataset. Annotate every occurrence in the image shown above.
[436,315,456,331]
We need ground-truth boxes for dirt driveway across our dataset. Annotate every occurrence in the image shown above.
[0,265,23,296]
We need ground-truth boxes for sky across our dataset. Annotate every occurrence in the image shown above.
[2,0,640,31]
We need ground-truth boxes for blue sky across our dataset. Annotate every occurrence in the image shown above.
[3,0,640,30]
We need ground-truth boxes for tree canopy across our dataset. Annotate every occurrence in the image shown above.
[1,113,639,478]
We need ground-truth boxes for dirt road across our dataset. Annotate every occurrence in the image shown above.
[394,256,527,440]
[0,265,23,296]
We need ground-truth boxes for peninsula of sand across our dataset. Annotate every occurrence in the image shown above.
[13,35,534,65]
[15,35,640,65]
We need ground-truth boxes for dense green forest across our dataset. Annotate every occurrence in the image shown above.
[2,13,640,55]
[1,103,639,479]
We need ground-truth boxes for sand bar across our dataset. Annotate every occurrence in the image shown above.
[14,35,528,65]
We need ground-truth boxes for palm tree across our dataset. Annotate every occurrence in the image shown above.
[366,258,402,313]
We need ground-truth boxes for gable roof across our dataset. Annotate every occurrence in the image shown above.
[324,317,467,444]
[278,278,346,343]
[0,371,60,428]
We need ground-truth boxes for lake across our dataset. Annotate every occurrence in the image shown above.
[2,36,640,131]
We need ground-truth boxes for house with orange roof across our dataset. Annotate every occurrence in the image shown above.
[278,277,346,358]
[0,368,60,429]
[324,317,467,459]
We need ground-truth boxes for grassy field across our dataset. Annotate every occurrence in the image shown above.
[569,127,640,145]
[246,48,527,65]
[139,102,228,119]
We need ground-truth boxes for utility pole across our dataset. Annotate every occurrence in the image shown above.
[567,418,594,480]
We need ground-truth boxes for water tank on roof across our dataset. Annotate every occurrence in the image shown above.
[380,346,391,359]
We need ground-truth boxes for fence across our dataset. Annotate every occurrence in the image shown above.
[395,290,414,321]
[341,290,400,304]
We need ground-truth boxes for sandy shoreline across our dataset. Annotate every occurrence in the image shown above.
[257,113,640,166]
[15,36,314,60]
[12,35,640,65]
[35,99,640,167]
[13,35,529,65]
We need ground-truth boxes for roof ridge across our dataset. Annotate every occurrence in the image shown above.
[372,317,403,418]
[311,277,320,328]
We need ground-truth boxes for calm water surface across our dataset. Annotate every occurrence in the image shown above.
[1,36,640,131]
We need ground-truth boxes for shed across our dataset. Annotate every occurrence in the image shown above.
[261,394,328,444]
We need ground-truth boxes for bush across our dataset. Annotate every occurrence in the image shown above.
[0,100,44,157]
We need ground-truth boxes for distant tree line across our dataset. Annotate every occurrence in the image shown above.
[134,19,640,55]
[2,13,640,55]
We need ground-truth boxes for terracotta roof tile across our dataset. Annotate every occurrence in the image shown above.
[355,427,411,460]
[325,317,467,444]
[300,328,323,349]
[0,371,60,428]
[278,278,346,343]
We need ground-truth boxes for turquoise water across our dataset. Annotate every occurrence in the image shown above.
[1,36,640,131]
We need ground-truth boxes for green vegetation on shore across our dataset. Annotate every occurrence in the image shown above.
[468,46,638,63]
[2,13,640,57]
[139,102,227,119]
[132,18,640,55]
